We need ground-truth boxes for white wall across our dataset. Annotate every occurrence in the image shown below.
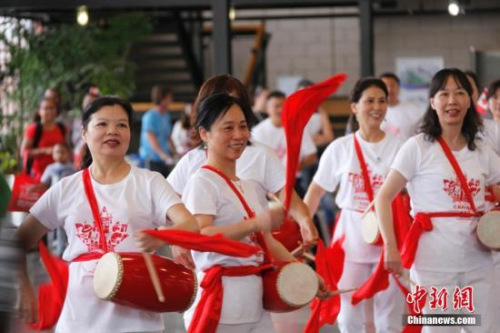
[225,10,500,96]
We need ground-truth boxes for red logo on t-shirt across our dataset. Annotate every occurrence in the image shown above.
[348,169,384,194]
[75,206,129,252]
[442,176,480,210]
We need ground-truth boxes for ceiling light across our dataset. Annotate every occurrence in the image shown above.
[77,5,89,26]
[229,6,236,21]
[448,1,460,16]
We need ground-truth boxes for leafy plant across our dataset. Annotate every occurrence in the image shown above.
[0,12,152,173]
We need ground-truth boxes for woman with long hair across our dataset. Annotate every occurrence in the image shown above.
[376,68,500,332]
[304,77,405,332]
[21,97,69,181]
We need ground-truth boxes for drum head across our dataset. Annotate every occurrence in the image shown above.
[477,211,500,250]
[277,263,318,307]
[361,211,380,244]
[93,252,123,300]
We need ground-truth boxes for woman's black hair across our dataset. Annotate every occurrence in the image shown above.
[195,93,255,133]
[345,77,388,133]
[349,77,388,103]
[80,96,134,169]
[486,79,500,100]
[420,68,482,150]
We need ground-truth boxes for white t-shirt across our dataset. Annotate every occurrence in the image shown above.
[171,120,191,156]
[182,168,265,325]
[167,142,285,208]
[251,118,317,167]
[381,101,425,142]
[305,113,322,137]
[30,165,181,333]
[481,119,500,155]
[313,132,402,263]
[392,134,500,272]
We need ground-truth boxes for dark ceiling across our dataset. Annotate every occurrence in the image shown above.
[2,0,500,25]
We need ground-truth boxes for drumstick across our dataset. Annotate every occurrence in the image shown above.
[330,287,358,295]
[361,200,376,219]
[291,245,304,257]
[268,193,282,203]
[143,253,165,302]
[302,252,316,262]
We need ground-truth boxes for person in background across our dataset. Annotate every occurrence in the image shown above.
[73,87,100,169]
[376,68,500,333]
[379,72,426,142]
[297,79,334,149]
[16,96,199,332]
[252,91,317,171]
[45,88,72,130]
[33,142,77,256]
[139,85,176,177]
[21,97,69,181]
[482,79,500,155]
[252,90,317,197]
[171,103,195,157]
[252,86,270,123]
[481,78,500,332]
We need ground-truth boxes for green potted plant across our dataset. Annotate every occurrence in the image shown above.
[0,12,152,173]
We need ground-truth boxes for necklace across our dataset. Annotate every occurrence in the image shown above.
[233,180,244,194]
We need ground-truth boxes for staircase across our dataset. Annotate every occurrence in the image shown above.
[129,14,203,105]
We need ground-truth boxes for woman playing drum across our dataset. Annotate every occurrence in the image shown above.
[16,97,199,333]
[376,68,500,333]
[304,78,405,332]
[167,74,318,268]
[180,93,327,332]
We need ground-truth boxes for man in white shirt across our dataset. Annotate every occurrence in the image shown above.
[252,91,317,170]
[380,73,426,142]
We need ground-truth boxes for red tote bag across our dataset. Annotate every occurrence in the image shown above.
[7,173,46,212]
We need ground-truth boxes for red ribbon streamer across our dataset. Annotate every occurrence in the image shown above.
[282,73,348,211]
[142,229,260,258]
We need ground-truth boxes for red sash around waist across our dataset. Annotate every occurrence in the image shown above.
[400,211,480,269]
[187,263,273,333]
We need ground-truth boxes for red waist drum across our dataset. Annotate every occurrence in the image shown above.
[93,252,197,312]
[262,261,318,313]
[272,218,303,251]
[477,206,500,250]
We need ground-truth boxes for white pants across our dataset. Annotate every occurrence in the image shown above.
[337,261,405,333]
[215,312,275,333]
[411,264,494,333]
[493,253,500,332]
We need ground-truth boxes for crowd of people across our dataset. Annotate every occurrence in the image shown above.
[3,66,500,333]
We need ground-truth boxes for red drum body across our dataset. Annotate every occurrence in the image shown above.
[262,261,318,312]
[93,252,197,312]
[477,207,500,250]
[272,218,303,251]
